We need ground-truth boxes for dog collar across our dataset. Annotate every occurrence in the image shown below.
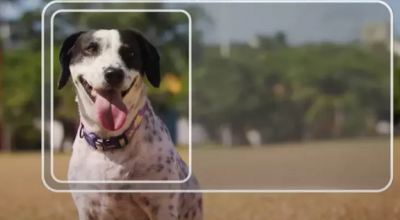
[79,102,148,151]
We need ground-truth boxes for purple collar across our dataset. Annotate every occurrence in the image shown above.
[79,102,148,151]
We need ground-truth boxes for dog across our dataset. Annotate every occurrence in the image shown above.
[58,29,203,220]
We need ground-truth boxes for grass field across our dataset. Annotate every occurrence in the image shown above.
[0,138,398,220]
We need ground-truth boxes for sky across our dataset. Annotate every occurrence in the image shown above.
[196,1,399,45]
[1,0,399,45]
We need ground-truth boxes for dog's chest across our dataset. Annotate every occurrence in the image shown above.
[69,151,124,181]
[68,138,157,182]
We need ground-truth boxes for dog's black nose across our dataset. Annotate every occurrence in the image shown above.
[104,67,124,86]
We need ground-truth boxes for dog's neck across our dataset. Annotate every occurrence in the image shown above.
[77,80,149,139]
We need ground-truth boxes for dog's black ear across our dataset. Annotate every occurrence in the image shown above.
[58,31,84,90]
[131,30,161,88]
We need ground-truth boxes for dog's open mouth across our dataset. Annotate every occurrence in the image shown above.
[78,76,130,102]
[78,76,132,131]
[79,76,97,102]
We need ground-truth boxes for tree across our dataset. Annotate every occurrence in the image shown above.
[2,49,42,149]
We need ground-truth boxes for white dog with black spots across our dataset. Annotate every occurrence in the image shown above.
[58,29,203,220]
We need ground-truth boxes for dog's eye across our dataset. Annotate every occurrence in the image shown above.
[85,45,98,54]
[121,45,134,57]
[126,50,134,57]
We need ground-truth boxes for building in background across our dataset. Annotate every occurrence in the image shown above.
[395,40,400,56]
[362,22,400,56]
[362,22,390,45]
[0,21,11,50]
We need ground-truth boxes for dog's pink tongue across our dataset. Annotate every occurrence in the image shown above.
[95,89,128,131]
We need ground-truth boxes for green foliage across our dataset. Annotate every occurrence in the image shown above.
[1,49,42,148]
[2,50,41,125]
[192,38,391,142]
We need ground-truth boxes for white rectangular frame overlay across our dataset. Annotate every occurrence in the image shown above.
[41,0,393,193]
[49,9,193,184]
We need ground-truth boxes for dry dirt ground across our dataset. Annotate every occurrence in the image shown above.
[0,138,399,220]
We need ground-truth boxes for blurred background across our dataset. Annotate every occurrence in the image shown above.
[1,0,400,219]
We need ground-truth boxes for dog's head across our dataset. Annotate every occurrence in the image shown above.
[58,29,160,132]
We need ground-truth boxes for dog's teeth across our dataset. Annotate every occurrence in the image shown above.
[91,90,97,96]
